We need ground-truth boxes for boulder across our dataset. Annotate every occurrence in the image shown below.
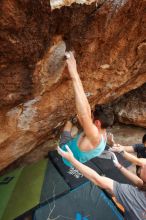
[114,83,146,128]
[0,0,145,170]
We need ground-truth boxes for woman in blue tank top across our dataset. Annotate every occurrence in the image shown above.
[59,52,113,167]
[61,132,107,167]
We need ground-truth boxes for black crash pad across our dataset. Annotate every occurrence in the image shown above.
[91,157,131,184]
[40,159,70,204]
[34,182,123,220]
[0,159,70,220]
[49,151,103,189]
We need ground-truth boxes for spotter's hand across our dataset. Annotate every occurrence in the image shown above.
[109,151,121,169]
[57,145,74,162]
[110,144,124,153]
[107,132,115,147]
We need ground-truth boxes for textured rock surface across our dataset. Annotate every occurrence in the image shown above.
[0,0,146,170]
[113,83,146,128]
[50,0,98,10]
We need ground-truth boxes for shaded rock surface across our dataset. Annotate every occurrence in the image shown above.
[109,124,146,146]
[113,83,146,128]
[0,0,146,170]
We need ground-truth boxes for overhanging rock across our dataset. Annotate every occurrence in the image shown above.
[50,0,97,10]
[0,0,145,171]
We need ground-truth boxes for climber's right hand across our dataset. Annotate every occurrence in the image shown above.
[65,51,77,78]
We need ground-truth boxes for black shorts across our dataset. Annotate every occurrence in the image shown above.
[59,131,72,146]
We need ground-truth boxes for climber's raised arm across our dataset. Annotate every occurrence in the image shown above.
[65,51,100,145]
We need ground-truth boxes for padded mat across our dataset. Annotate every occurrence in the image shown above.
[40,159,70,204]
[91,157,131,184]
[0,159,69,220]
[34,182,123,220]
[1,160,47,220]
[49,150,103,189]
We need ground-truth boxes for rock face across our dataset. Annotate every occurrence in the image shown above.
[50,0,97,10]
[113,83,146,128]
[0,0,146,171]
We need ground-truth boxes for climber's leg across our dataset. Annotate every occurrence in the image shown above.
[59,121,73,146]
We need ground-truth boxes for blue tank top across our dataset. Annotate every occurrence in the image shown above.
[61,133,106,167]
